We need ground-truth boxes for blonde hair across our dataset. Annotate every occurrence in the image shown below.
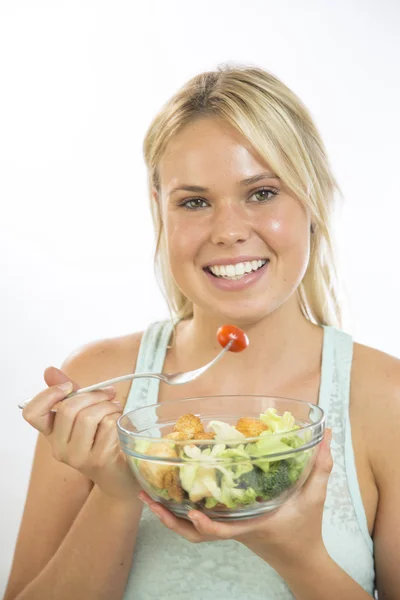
[143,65,342,328]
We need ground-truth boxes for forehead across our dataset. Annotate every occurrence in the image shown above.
[158,117,271,190]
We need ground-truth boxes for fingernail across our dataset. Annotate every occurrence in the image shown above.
[102,386,115,394]
[111,400,122,407]
[58,382,73,393]
[188,512,199,522]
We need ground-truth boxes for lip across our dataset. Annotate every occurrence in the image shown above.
[203,259,269,291]
[202,255,268,268]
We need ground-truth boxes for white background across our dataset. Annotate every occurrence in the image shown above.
[1,0,399,593]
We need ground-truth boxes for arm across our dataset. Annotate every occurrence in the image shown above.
[15,485,142,600]
[140,429,374,600]
[4,334,143,600]
[362,353,400,599]
[273,347,400,600]
[253,548,374,599]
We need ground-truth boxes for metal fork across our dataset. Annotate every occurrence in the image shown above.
[18,340,233,409]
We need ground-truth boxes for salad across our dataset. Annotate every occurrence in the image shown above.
[134,408,311,510]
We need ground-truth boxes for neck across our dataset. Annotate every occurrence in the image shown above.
[177,295,323,383]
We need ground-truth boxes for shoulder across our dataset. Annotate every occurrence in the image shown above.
[61,331,145,406]
[351,341,400,484]
[351,341,400,402]
[351,343,400,595]
[63,331,144,371]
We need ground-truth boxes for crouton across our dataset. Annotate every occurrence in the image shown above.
[138,442,178,489]
[173,413,204,438]
[163,469,184,503]
[192,431,216,440]
[165,431,189,441]
[235,417,268,437]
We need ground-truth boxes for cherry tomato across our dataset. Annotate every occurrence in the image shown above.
[216,324,249,352]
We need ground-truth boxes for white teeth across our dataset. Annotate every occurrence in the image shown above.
[208,260,267,280]
[235,263,245,276]
[244,261,252,273]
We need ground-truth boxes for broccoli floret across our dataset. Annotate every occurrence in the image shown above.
[237,461,293,500]
[259,460,292,498]
[281,437,311,483]
[237,467,265,496]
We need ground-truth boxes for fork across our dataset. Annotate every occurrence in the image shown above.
[18,340,233,409]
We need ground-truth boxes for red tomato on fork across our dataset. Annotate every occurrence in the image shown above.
[217,325,249,353]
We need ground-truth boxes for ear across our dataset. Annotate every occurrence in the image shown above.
[152,188,164,222]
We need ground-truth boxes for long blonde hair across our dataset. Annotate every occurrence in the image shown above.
[143,65,342,328]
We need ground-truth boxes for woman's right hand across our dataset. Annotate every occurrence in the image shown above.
[22,366,140,503]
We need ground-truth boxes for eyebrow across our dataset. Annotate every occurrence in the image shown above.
[168,171,280,196]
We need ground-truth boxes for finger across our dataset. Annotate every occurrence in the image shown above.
[44,367,81,411]
[67,402,122,465]
[187,509,264,540]
[315,428,333,473]
[43,366,80,391]
[22,381,77,435]
[140,491,264,542]
[187,510,233,539]
[90,412,122,463]
[51,388,117,444]
[139,493,204,543]
[301,428,333,505]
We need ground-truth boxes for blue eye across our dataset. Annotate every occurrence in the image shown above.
[180,198,209,210]
[250,187,279,202]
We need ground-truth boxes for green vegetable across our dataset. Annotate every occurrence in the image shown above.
[259,408,300,434]
[238,460,293,499]
[244,434,294,472]
[219,478,257,508]
[260,461,293,498]
[236,466,265,496]
[138,408,312,508]
[205,497,219,509]
[179,463,198,492]
[154,487,171,500]
[281,436,312,482]
[207,421,246,442]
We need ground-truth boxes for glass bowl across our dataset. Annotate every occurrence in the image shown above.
[117,395,325,521]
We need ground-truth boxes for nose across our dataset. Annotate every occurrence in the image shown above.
[211,203,251,246]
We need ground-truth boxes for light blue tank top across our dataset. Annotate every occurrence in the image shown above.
[122,321,375,599]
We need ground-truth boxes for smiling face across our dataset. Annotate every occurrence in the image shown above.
[156,117,312,325]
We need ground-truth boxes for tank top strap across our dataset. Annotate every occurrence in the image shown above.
[317,325,336,419]
[318,325,353,426]
[318,326,353,418]
[123,320,173,414]
[319,326,373,553]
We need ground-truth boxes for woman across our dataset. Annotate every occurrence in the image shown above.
[5,66,400,599]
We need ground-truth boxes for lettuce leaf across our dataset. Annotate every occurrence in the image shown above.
[259,408,300,434]
[207,420,246,442]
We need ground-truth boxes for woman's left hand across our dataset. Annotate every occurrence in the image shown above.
[139,429,333,569]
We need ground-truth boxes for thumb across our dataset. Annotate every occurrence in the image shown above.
[44,366,80,392]
[301,428,333,505]
[314,428,333,473]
